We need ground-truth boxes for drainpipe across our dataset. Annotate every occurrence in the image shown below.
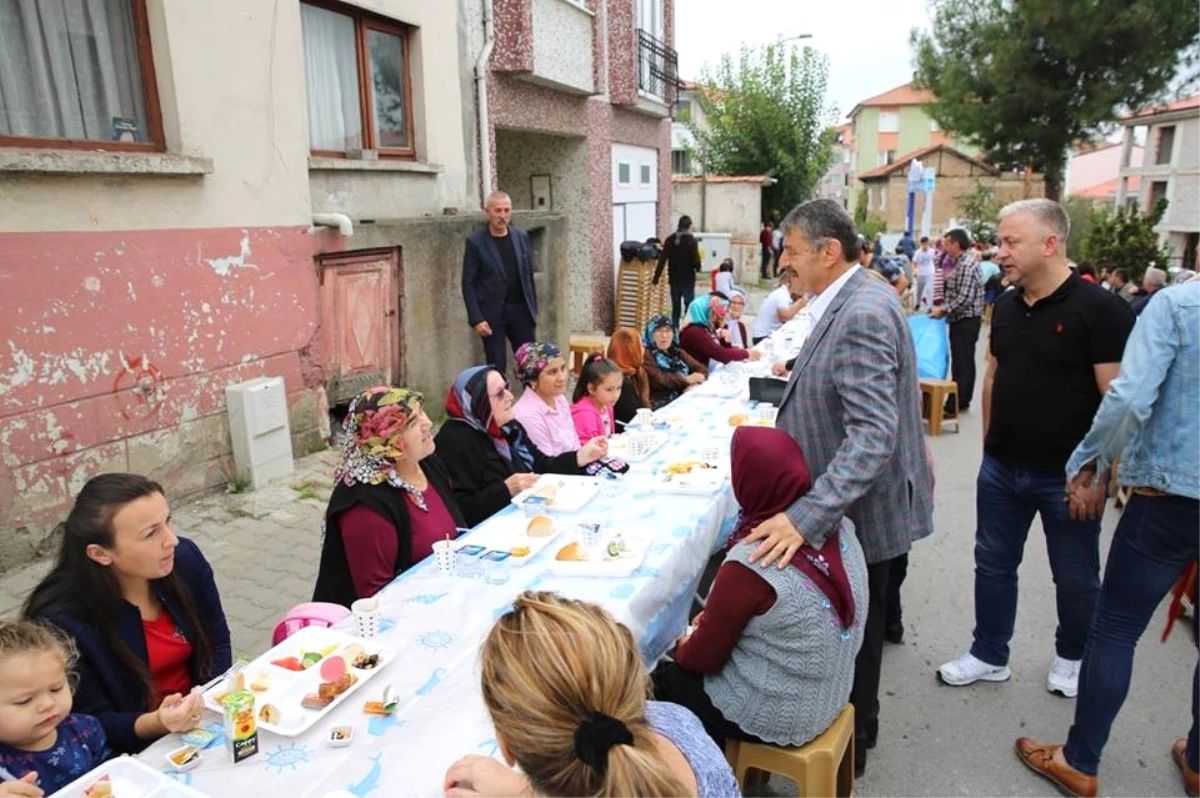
[310,213,353,237]
[475,0,495,201]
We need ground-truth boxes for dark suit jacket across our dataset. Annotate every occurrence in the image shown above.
[38,538,232,754]
[777,268,934,564]
[461,225,537,327]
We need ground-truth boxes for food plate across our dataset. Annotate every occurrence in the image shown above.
[459,511,564,564]
[607,430,669,462]
[201,626,394,737]
[50,755,209,798]
[511,475,601,513]
[649,462,727,494]
[546,527,652,577]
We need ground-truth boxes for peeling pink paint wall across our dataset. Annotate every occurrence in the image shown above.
[0,226,325,561]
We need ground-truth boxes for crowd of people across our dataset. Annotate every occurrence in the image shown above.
[0,193,1194,798]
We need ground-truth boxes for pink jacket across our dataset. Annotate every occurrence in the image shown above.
[570,398,615,442]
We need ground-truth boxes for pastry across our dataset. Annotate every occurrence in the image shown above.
[250,672,270,692]
[258,703,280,724]
[728,413,749,427]
[83,775,113,798]
[526,515,555,537]
[301,692,333,710]
[555,542,589,561]
[509,545,531,557]
[318,672,357,699]
[531,483,559,504]
[230,672,246,693]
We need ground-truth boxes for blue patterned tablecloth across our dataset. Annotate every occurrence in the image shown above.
[134,316,811,797]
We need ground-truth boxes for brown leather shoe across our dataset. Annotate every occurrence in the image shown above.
[1173,738,1199,797]
[1014,738,1098,798]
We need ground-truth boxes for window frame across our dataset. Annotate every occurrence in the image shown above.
[1155,125,1175,166]
[0,0,164,153]
[878,110,900,133]
[302,0,417,160]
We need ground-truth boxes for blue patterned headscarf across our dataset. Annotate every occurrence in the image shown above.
[643,314,690,375]
[686,294,729,330]
[444,366,536,470]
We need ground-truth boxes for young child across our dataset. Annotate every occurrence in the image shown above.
[0,621,110,797]
[570,355,623,439]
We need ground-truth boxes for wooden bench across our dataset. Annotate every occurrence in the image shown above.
[919,378,960,436]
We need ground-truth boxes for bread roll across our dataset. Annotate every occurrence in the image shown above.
[555,542,589,561]
[526,515,555,537]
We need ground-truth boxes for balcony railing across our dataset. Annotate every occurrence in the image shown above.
[637,29,682,106]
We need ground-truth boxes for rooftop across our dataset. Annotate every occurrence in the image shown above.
[855,143,997,181]
[848,81,936,118]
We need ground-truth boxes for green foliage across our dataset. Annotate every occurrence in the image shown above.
[858,214,888,242]
[1081,200,1172,282]
[1063,197,1096,261]
[853,189,868,227]
[691,43,836,221]
[954,179,1001,243]
[911,0,1199,200]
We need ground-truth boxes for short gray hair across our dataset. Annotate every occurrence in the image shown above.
[998,198,1070,243]
[484,190,511,208]
[1144,267,1167,286]
[779,198,861,262]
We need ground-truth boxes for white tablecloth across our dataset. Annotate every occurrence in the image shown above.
[136,315,811,797]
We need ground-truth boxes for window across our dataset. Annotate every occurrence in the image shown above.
[640,164,652,185]
[877,149,897,166]
[1149,180,1168,210]
[878,186,887,211]
[878,111,899,133]
[674,97,690,122]
[843,173,850,187]
[1155,126,1175,166]
[618,162,631,184]
[671,149,691,174]
[0,0,162,151]
[301,1,415,158]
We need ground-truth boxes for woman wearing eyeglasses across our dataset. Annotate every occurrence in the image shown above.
[434,366,609,527]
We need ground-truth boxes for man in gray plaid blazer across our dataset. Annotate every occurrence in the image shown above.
[744,199,935,776]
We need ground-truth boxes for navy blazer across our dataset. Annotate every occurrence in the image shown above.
[461,225,538,327]
[39,537,232,754]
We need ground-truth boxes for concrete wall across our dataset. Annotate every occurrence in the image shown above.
[672,181,763,240]
[0,0,474,568]
[344,213,570,402]
[530,0,596,94]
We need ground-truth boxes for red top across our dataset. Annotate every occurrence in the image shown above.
[679,324,751,365]
[759,228,774,250]
[673,562,776,673]
[142,607,193,700]
[340,484,458,598]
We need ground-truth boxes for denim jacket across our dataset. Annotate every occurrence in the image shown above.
[1066,282,1199,499]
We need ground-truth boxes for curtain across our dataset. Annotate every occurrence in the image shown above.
[300,3,361,152]
[0,0,147,141]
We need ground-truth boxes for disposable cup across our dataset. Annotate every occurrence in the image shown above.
[350,597,380,640]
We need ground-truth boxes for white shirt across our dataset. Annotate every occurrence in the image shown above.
[806,265,862,325]
[914,249,935,277]
[752,285,793,338]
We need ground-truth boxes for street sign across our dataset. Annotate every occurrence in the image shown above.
[922,172,936,193]
[907,160,924,191]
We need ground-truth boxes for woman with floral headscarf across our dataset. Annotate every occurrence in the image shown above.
[642,315,706,409]
[435,366,608,527]
[511,342,577,457]
[313,386,465,607]
[678,294,762,370]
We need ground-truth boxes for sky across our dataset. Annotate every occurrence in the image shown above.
[674,0,934,123]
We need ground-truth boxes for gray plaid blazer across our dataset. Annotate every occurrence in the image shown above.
[778,268,934,564]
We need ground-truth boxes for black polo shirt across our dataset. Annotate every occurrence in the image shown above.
[986,272,1135,472]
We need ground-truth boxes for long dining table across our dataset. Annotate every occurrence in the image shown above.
[134,310,814,797]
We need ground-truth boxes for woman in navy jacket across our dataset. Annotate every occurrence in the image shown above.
[24,473,231,754]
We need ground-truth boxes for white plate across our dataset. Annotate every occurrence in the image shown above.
[50,755,209,798]
[649,464,728,494]
[511,475,601,513]
[545,528,652,577]
[201,626,394,737]
[460,511,564,564]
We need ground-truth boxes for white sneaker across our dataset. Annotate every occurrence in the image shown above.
[1047,656,1080,697]
[937,652,1012,686]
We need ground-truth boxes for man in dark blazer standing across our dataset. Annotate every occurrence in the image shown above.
[744,198,935,778]
[461,191,538,373]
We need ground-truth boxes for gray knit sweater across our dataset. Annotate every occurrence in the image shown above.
[704,519,868,746]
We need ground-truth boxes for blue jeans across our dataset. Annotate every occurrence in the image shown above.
[1063,493,1199,776]
[971,453,1101,666]
[670,283,695,329]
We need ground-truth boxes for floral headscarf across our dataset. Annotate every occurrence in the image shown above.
[514,341,563,387]
[444,366,536,470]
[643,314,690,374]
[686,294,729,330]
[333,386,431,510]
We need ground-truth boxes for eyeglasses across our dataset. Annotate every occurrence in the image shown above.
[490,383,512,401]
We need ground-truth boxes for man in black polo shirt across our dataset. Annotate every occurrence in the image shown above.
[937,199,1135,699]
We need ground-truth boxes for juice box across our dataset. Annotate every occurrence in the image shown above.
[223,688,259,763]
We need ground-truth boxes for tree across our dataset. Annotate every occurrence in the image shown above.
[690,43,835,221]
[859,214,888,242]
[1081,199,1172,282]
[1063,197,1096,262]
[954,179,1001,243]
[911,0,1199,201]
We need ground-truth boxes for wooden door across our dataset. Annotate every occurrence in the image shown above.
[317,248,401,405]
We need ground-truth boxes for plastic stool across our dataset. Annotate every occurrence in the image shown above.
[724,704,855,797]
[271,602,351,645]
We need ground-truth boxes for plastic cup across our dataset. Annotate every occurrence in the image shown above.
[350,597,380,640]
[578,522,602,553]
[633,408,654,429]
[456,547,483,579]
[756,404,777,424]
[484,560,510,586]
[432,540,455,575]
[701,444,721,467]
